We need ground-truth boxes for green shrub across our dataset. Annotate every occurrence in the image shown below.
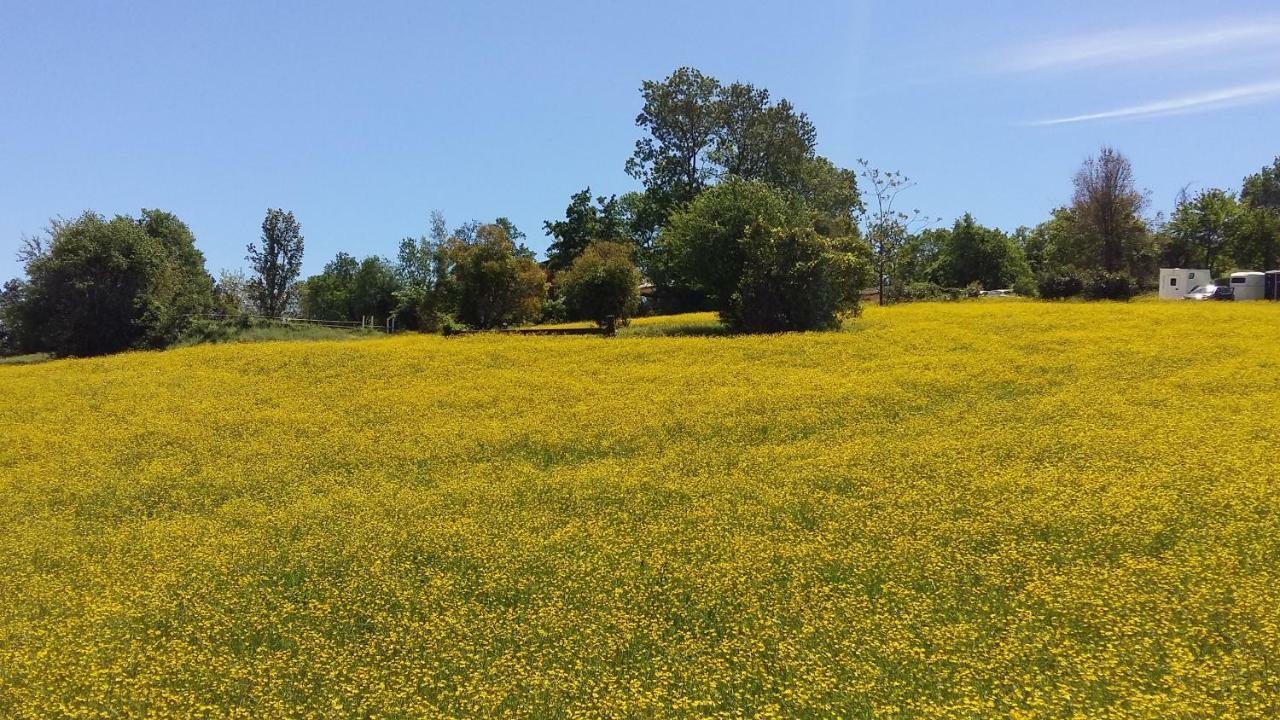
[438,314,470,335]
[539,296,569,324]
[660,179,871,333]
[1037,270,1085,299]
[899,282,974,302]
[725,225,871,332]
[558,241,641,326]
[1083,271,1139,301]
[179,317,238,345]
[1012,274,1039,298]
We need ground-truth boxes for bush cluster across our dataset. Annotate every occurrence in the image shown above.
[557,241,642,327]
[1,211,213,357]
[1083,271,1140,301]
[1035,269,1140,301]
[898,282,981,302]
[660,178,872,332]
[1036,270,1086,300]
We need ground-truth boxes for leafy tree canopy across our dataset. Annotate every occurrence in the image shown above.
[300,253,400,322]
[543,189,629,272]
[1161,189,1241,277]
[454,224,546,329]
[5,210,212,356]
[930,214,1034,291]
[1241,157,1280,212]
[246,208,304,317]
[626,67,857,235]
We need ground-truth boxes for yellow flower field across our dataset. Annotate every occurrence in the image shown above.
[2,301,1279,718]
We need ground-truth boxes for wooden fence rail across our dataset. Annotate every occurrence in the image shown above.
[190,313,393,332]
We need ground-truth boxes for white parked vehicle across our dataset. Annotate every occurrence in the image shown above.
[1229,271,1266,301]
[1158,268,1210,300]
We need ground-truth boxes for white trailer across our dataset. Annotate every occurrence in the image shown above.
[1229,271,1266,301]
[1158,268,1211,299]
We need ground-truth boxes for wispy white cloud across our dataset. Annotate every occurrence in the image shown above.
[1029,80,1280,126]
[1003,22,1280,72]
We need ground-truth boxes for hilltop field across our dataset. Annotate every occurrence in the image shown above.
[2,301,1279,718]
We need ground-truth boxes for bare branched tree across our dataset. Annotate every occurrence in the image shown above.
[858,160,937,305]
[16,234,47,266]
[1071,147,1150,274]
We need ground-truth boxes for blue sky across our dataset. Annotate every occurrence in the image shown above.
[2,0,1278,280]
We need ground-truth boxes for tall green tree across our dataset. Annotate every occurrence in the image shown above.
[618,191,662,250]
[626,67,722,210]
[300,253,400,323]
[1234,158,1280,271]
[349,256,400,320]
[894,229,945,289]
[1230,207,1280,271]
[454,224,546,329]
[298,252,358,320]
[799,157,862,237]
[1241,157,1280,212]
[711,82,816,189]
[624,67,858,239]
[1020,208,1085,276]
[494,217,525,247]
[1162,189,1240,276]
[0,278,29,354]
[393,213,464,331]
[543,189,628,272]
[137,208,215,329]
[247,208,304,317]
[932,214,1034,291]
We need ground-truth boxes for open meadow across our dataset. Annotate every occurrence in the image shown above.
[2,301,1279,718]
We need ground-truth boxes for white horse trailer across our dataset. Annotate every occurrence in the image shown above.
[1229,271,1266,301]
[1159,268,1210,299]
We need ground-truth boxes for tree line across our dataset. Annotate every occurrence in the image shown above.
[541,69,1280,308]
[3,66,1279,357]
